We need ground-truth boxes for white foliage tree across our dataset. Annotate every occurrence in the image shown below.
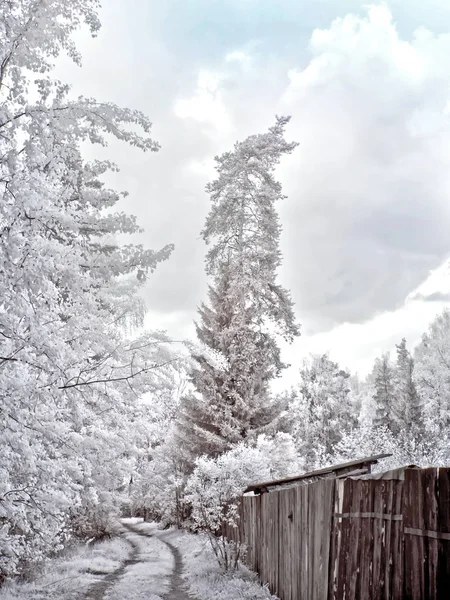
[0,0,181,580]
[289,353,357,470]
[331,423,450,473]
[414,309,450,431]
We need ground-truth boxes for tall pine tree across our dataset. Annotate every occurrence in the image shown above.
[372,353,396,431]
[392,338,423,436]
[178,117,300,465]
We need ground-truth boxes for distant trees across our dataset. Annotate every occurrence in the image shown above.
[288,353,356,470]
[369,339,423,436]
[286,335,433,472]
[393,338,422,436]
[177,117,300,467]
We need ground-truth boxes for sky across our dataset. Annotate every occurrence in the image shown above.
[55,0,450,387]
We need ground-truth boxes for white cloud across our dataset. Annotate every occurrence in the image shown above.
[225,50,249,63]
[274,3,450,332]
[174,68,232,138]
[273,255,450,392]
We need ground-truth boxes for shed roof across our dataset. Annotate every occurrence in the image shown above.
[243,453,392,494]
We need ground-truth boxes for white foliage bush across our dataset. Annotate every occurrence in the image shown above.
[132,440,187,527]
[185,433,299,571]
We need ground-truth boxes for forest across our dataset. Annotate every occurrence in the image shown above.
[1,0,450,593]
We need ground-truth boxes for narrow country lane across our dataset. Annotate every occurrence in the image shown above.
[84,520,195,600]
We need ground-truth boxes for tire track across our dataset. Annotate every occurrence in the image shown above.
[121,521,194,600]
[83,531,139,600]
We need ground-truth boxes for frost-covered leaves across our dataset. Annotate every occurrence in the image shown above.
[414,309,450,430]
[185,433,298,571]
[288,353,356,470]
[186,434,298,533]
[0,0,100,103]
[331,423,450,472]
[0,0,176,580]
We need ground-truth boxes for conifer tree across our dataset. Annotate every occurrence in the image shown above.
[392,338,423,436]
[372,353,396,431]
[178,117,300,465]
[289,353,356,469]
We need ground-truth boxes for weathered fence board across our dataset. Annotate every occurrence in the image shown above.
[331,477,405,600]
[437,468,450,600]
[403,467,450,600]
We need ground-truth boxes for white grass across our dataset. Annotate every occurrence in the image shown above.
[175,531,279,600]
[0,536,131,600]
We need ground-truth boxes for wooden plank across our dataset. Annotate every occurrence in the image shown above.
[296,485,304,600]
[404,468,425,599]
[336,478,352,598]
[328,479,340,600]
[437,467,450,600]
[423,468,438,599]
[382,479,394,600]
[259,493,268,587]
[277,490,286,600]
[310,483,315,599]
[312,482,321,600]
[283,487,293,600]
[288,486,298,600]
[300,484,308,600]
[243,496,253,568]
[347,479,362,599]
[321,479,335,600]
[391,479,404,600]
[256,494,262,576]
[273,491,279,594]
[356,479,372,599]
[371,481,384,600]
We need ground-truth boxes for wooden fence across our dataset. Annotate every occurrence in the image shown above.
[225,466,450,600]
